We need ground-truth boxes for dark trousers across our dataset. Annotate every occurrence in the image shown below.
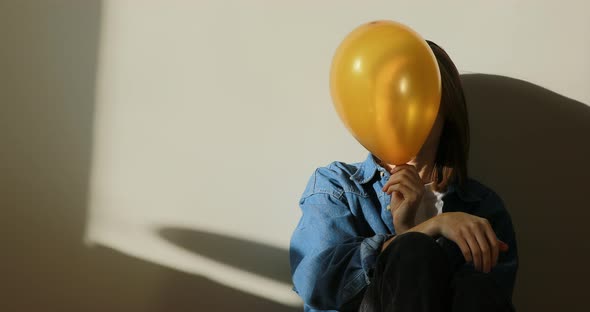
[358,232,514,312]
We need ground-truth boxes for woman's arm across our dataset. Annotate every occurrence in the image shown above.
[475,191,519,301]
[380,216,440,251]
[382,190,518,301]
[290,192,392,311]
[383,209,511,273]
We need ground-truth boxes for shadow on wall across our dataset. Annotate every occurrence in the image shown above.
[2,1,588,311]
[0,1,298,311]
[156,75,589,312]
[462,74,590,312]
[156,228,299,311]
[158,227,292,285]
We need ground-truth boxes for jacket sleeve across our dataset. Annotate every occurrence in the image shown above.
[486,191,519,302]
[449,190,518,302]
[289,192,390,311]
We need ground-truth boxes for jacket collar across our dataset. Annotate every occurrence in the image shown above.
[349,153,383,184]
[446,181,482,203]
[350,153,481,203]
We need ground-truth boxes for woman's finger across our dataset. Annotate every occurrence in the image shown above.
[385,181,421,200]
[499,240,509,252]
[389,164,407,174]
[382,169,421,192]
[390,166,422,185]
[454,236,473,264]
[482,221,500,268]
[390,164,419,176]
[386,184,418,211]
[386,183,413,202]
[381,171,407,192]
[473,224,492,273]
[463,230,482,272]
[383,177,418,197]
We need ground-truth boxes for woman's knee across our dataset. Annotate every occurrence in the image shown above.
[388,231,442,256]
[364,232,454,311]
[380,231,451,272]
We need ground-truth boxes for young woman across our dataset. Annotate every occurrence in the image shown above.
[290,41,518,312]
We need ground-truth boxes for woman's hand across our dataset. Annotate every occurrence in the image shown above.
[382,164,425,234]
[436,212,510,273]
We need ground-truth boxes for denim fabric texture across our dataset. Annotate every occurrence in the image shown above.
[289,153,518,312]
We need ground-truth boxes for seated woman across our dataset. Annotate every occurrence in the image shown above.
[289,41,518,312]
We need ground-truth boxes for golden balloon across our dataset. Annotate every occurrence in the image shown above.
[330,20,441,165]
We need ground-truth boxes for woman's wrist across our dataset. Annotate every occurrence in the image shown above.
[425,214,443,238]
[382,216,443,252]
[402,215,442,239]
[381,235,397,251]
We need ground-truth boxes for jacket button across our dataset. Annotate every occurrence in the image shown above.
[380,171,385,177]
[386,205,391,211]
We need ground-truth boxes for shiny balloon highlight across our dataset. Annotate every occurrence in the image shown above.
[330,20,441,165]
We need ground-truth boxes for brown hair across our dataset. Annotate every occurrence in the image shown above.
[426,41,470,192]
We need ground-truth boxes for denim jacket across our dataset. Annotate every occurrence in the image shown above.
[289,153,518,312]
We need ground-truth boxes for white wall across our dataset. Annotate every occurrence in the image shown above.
[87,0,590,307]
